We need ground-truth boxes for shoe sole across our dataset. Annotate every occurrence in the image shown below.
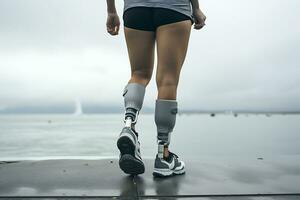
[117,135,135,156]
[153,167,185,177]
[117,135,145,175]
[119,154,145,175]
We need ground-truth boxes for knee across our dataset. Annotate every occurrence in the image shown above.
[130,69,152,86]
[156,74,178,99]
[156,74,178,90]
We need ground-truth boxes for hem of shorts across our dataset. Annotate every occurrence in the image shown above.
[124,3,195,24]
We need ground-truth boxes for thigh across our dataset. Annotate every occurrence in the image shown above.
[155,19,192,85]
[124,26,156,77]
[123,7,155,32]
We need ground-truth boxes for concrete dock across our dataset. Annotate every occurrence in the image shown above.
[0,156,300,199]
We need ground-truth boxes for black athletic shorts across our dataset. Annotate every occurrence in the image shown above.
[123,6,194,32]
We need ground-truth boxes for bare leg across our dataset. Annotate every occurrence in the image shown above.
[124,27,156,87]
[155,20,192,157]
[124,27,156,129]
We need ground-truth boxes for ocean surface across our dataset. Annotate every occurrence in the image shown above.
[0,114,300,161]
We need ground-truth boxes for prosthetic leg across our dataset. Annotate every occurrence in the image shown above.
[117,82,146,175]
[153,99,185,177]
[155,99,178,158]
[123,82,145,128]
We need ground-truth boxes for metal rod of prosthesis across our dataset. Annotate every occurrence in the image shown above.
[124,117,132,128]
[158,143,165,158]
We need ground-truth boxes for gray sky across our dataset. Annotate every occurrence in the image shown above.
[0,0,299,111]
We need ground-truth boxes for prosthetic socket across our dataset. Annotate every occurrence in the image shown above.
[123,83,145,127]
[155,99,178,158]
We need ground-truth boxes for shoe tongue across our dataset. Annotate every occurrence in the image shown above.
[165,154,173,163]
[169,151,178,158]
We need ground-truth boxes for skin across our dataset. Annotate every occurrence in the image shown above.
[106,0,206,158]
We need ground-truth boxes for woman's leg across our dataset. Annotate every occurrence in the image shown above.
[124,27,156,86]
[117,26,156,175]
[155,20,192,157]
[123,27,156,130]
[156,20,191,99]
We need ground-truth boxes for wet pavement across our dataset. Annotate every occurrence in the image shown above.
[0,156,299,199]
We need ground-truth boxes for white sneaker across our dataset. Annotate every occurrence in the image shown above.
[117,127,145,175]
[153,152,185,177]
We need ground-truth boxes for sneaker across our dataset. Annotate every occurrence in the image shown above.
[153,152,185,177]
[117,127,145,175]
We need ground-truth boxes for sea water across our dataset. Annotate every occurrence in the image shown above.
[0,114,300,161]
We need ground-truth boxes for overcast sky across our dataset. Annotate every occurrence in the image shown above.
[0,0,299,112]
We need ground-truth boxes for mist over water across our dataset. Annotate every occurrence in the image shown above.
[0,114,299,161]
